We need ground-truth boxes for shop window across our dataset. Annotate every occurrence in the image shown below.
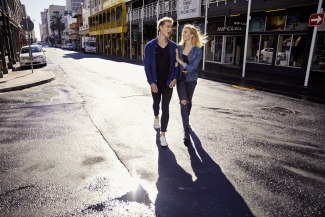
[266,15,285,31]
[276,34,305,67]
[206,35,223,62]
[312,32,325,72]
[247,35,275,65]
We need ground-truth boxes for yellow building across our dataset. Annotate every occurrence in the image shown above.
[89,0,128,57]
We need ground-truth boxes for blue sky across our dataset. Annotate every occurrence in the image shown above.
[20,0,66,40]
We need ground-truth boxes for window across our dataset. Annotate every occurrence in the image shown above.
[116,6,122,21]
[206,35,223,62]
[247,35,275,65]
[266,15,285,31]
[276,34,305,67]
[249,17,266,32]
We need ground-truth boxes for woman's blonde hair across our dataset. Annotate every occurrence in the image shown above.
[179,24,207,48]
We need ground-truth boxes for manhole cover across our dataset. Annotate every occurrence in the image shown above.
[261,106,300,116]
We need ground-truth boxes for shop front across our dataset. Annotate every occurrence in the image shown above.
[244,6,315,85]
[205,16,246,74]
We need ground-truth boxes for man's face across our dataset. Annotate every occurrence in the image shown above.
[159,21,173,38]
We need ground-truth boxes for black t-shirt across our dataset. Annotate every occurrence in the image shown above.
[155,43,170,90]
[181,54,189,80]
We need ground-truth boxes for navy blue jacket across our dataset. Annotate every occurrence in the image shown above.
[144,38,179,86]
[177,45,202,82]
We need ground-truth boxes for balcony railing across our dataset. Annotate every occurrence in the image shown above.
[128,0,177,22]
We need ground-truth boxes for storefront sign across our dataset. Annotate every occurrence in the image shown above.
[177,0,201,20]
[216,26,244,32]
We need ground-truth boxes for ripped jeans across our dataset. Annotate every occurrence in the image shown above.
[176,76,197,130]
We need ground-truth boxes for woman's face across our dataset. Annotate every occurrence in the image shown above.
[182,27,193,42]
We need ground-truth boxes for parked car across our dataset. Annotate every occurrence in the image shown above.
[19,45,47,68]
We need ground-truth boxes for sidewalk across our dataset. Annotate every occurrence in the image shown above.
[0,67,55,93]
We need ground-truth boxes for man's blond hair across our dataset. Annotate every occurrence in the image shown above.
[157,17,174,32]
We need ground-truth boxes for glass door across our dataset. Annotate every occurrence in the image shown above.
[224,36,235,64]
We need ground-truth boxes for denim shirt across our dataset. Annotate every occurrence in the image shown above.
[177,46,202,82]
[144,38,179,86]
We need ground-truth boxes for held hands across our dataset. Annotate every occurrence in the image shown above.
[150,83,158,93]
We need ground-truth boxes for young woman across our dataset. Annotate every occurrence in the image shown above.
[175,24,205,143]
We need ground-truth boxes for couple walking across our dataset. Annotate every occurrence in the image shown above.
[144,17,205,147]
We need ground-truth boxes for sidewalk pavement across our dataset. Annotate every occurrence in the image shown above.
[0,68,55,93]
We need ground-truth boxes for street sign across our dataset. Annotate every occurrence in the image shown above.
[309,13,325,27]
[20,18,34,31]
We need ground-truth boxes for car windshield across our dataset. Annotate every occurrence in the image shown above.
[86,42,96,47]
[21,46,41,54]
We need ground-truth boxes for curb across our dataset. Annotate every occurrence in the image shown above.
[0,76,55,93]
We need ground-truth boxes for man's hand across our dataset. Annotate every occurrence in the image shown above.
[169,79,177,88]
[151,83,158,93]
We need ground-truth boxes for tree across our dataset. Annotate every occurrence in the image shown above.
[50,12,65,44]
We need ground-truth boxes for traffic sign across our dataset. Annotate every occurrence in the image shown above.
[309,13,325,27]
[20,18,34,31]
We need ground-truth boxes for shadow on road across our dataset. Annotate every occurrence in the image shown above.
[61,50,143,66]
[155,129,254,217]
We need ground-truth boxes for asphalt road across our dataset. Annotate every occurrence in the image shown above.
[0,48,324,217]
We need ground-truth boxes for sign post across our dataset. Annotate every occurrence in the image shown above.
[305,0,323,87]
[20,18,34,73]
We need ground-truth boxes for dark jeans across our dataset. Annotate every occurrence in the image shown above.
[152,87,173,132]
[177,77,197,130]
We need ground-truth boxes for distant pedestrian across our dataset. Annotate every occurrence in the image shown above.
[175,24,206,143]
[144,17,179,147]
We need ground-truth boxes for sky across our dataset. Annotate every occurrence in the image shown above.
[20,0,66,41]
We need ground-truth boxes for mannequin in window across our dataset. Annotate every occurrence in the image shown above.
[283,37,292,61]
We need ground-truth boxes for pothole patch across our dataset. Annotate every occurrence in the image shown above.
[261,106,300,116]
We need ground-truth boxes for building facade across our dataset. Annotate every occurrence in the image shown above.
[66,0,85,13]
[0,0,26,76]
[86,0,324,90]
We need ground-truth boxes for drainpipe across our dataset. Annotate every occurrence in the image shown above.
[304,0,323,87]
[202,0,208,71]
[129,2,132,59]
[242,0,252,78]
[141,0,144,60]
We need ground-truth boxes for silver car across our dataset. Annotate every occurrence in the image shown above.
[19,45,47,68]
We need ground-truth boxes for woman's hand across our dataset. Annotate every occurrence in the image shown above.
[175,48,181,63]
[169,79,177,88]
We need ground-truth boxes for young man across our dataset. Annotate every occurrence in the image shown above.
[144,17,178,147]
